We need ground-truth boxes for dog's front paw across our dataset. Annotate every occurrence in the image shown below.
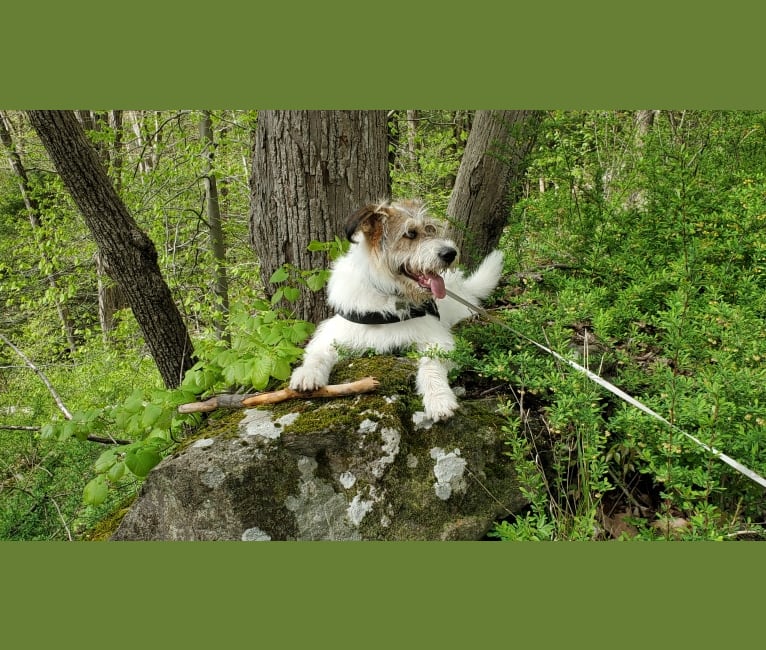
[423,392,459,422]
[289,366,327,392]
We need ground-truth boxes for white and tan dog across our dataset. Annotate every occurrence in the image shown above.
[289,199,504,422]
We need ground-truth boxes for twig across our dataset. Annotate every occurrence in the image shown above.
[49,495,73,541]
[0,424,131,445]
[0,333,72,420]
[0,424,129,445]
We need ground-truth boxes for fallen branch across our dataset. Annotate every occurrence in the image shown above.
[0,423,130,445]
[178,377,380,414]
[0,333,72,420]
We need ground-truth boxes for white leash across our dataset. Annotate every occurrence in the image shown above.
[446,289,766,490]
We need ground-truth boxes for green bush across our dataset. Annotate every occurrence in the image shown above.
[483,111,766,540]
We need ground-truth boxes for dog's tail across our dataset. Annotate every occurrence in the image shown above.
[461,250,504,301]
[439,250,504,328]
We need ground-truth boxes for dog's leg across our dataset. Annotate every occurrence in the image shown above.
[416,356,459,422]
[289,322,340,392]
[415,332,459,422]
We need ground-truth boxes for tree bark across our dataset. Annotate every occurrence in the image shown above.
[406,110,419,163]
[108,110,124,193]
[95,250,126,342]
[447,110,543,268]
[249,110,389,323]
[27,110,194,389]
[97,110,129,340]
[200,111,230,340]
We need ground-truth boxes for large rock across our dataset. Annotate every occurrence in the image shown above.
[111,357,527,541]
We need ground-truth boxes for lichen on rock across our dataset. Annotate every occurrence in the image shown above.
[111,356,527,541]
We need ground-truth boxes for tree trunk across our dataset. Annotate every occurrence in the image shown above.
[447,110,543,268]
[96,110,129,339]
[626,109,659,211]
[406,110,419,163]
[200,110,230,340]
[0,111,78,351]
[108,110,124,193]
[95,250,125,342]
[27,110,194,389]
[249,110,389,323]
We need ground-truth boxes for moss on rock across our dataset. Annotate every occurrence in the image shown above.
[110,355,527,541]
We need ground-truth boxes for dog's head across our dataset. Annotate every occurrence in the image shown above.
[344,199,458,300]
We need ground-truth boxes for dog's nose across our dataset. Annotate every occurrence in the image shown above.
[439,247,457,264]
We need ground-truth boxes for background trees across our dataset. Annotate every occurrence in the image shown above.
[2,109,766,541]
[447,110,543,268]
[27,110,195,390]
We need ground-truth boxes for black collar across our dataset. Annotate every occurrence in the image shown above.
[338,300,439,325]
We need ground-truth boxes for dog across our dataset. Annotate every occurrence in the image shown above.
[289,199,504,422]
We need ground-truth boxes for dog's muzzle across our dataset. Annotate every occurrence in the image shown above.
[400,246,456,299]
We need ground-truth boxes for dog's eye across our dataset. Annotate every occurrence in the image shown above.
[403,229,418,240]
[424,224,437,236]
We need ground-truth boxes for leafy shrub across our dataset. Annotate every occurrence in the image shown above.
[483,111,766,540]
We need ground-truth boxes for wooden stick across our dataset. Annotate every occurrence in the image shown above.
[177,377,380,414]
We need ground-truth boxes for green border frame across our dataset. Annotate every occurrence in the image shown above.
[5,2,766,108]
[5,542,766,646]
[4,2,766,646]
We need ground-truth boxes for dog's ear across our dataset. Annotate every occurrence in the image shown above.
[345,204,383,242]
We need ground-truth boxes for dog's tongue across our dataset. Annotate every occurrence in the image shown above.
[419,273,446,299]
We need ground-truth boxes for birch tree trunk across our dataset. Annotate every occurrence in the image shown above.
[27,110,194,389]
[249,110,389,323]
[447,110,543,268]
[406,110,418,163]
[200,110,230,339]
[626,109,659,211]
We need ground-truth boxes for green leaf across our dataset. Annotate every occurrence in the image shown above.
[83,476,108,506]
[288,321,315,343]
[250,354,274,390]
[223,359,252,385]
[262,327,285,346]
[40,423,56,439]
[107,462,126,482]
[276,339,304,360]
[125,446,163,478]
[305,270,330,292]
[270,288,284,305]
[59,421,76,441]
[269,267,289,283]
[94,449,117,473]
[123,390,146,414]
[147,428,171,442]
[141,403,164,429]
[282,286,301,303]
[271,357,292,381]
